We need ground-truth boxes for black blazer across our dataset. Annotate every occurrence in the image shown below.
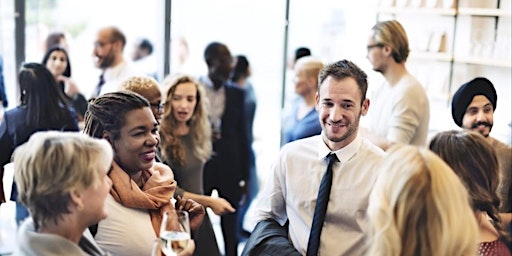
[204,83,251,202]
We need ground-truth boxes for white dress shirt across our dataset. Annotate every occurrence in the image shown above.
[99,60,142,96]
[254,133,384,256]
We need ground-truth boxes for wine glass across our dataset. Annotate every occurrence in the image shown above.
[159,210,191,256]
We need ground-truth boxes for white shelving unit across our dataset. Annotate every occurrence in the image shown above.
[376,0,512,144]
[377,0,512,96]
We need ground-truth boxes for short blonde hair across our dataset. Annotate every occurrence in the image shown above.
[367,145,478,256]
[121,75,161,100]
[293,56,325,81]
[13,131,113,229]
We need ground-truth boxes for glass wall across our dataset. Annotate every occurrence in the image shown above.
[0,0,165,103]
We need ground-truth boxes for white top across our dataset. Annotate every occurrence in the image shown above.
[366,73,430,147]
[94,194,156,256]
[254,134,384,256]
[99,60,142,96]
[199,75,226,124]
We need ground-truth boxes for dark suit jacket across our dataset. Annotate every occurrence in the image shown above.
[0,106,79,201]
[203,82,251,205]
[241,219,301,256]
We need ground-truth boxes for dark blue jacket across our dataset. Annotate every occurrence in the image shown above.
[0,106,79,201]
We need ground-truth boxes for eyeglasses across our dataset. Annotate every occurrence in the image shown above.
[94,41,114,48]
[366,43,385,51]
[150,102,165,111]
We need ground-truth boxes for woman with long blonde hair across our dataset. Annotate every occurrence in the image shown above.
[367,144,478,256]
[159,74,235,256]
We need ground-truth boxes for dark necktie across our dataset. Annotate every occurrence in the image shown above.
[94,73,105,97]
[306,153,339,256]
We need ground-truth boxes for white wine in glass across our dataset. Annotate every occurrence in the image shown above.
[160,210,191,256]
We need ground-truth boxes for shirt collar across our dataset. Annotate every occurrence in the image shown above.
[317,132,362,164]
[200,75,215,88]
[200,75,229,91]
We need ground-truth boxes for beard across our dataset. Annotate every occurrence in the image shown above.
[464,121,493,137]
[97,49,116,69]
[323,111,361,143]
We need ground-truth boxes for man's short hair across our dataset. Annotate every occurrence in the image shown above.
[139,39,153,55]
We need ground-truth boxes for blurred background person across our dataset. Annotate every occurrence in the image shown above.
[160,74,235,256]
[42,46,88,122]
[231,54,258,238]
[44,31,70,52]
[83,90,203,256]
[0,63,79,223]
[198,42,250,256]
[430,130,512,254]
[132,38,158,80]
[170,36,191,75]
[367,144,478,256]
[361,20,430,150]
[91,26,140,97]
[13,131,112,255]
[288,47,311,70]
[281,56,324,146]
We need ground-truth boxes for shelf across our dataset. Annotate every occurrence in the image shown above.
[409,51,453,62]
[377,7,457,16]
[458,8,512,17]
[454,56,512,67]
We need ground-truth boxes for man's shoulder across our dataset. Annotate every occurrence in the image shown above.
[490,136,512,153]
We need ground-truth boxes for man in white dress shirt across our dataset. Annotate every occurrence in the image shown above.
[244,59,384,256]
[91,26,141,97]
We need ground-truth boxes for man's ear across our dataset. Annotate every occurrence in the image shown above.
[361,98,370,116]
[383,45,393,57]
[315,92,320,111]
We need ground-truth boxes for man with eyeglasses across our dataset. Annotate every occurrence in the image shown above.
[91,26,141,98]
[360,20,430,151]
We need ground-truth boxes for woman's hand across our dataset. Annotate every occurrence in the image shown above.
[57,75,80,97]
[177,239,195,256]
[176,196,205,232]
[208,197,236,215]
[151,239,195,256]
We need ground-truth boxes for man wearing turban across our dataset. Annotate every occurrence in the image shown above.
[451,77,511,217]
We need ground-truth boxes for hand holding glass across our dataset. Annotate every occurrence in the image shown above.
[160,210,191,256]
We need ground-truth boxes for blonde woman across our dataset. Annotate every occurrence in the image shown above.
[281,56,324,146]
[367,144,478,256]
[430,130,512,255]
[160,74,235,256]
[13,131,112,255]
